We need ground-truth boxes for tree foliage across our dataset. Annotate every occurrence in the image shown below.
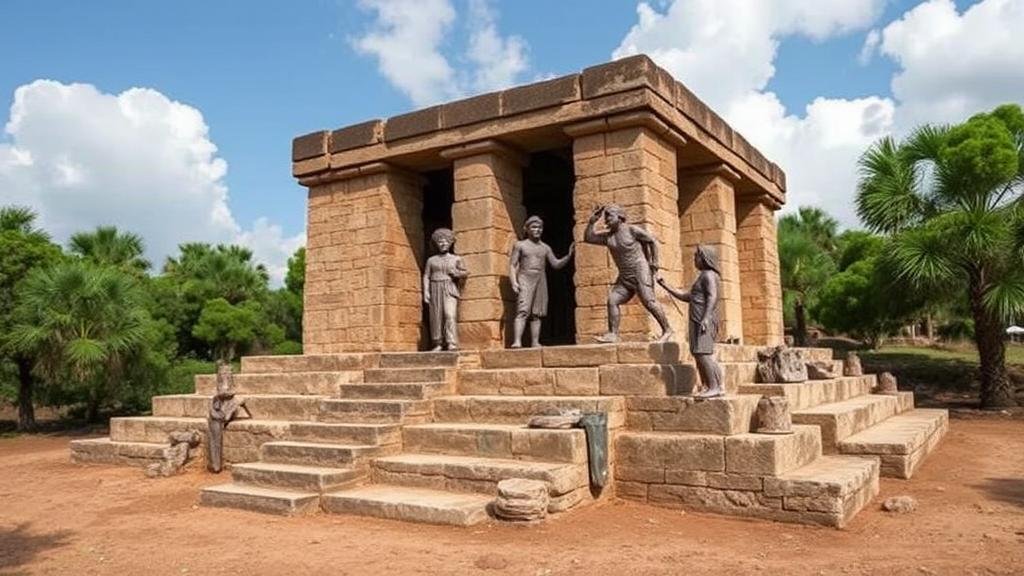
[856,103,1024,408]
[192,298,266,362]
[70,226,150,274]
[778,207,838,345]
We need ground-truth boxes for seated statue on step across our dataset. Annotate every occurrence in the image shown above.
[657,245,724,398]
[207,362,251,473]
[423,227,467,351]
[508,215,574,348]
[583,204,673,344]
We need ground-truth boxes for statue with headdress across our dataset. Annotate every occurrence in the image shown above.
[583,204,673,343]
[658,245,724,398]
[423,227,468,351]
[508,215,574,348]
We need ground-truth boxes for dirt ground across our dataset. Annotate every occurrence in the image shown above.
[1,419,1022,576]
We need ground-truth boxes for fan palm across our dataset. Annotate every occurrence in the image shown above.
[70,226,150,273]
[856,104,1024,408]
[8,261,150,421]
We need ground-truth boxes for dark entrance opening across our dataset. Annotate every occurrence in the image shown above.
[420,168,455,350]
[522,149,577,346]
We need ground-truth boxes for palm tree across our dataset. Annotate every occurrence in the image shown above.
[0,206,62,431]
[778,222,836,346]
[856,104,1024,408]
[782,207,840,255]
[70,226,150,273]
[8,261,150,421]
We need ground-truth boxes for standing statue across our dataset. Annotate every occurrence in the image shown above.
[509,216,575,348]
[423,227,468,351]
[657,245,724,398]
[207,362,251,473]
[583,204,672,343]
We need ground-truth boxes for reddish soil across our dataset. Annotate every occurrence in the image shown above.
[1,419,1022,576]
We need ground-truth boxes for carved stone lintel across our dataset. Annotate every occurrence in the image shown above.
[756,396,793,435]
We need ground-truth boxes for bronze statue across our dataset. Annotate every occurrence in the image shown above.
[658,245,724,398]
[509,216,574,348]
[423,228,467,351]
[584,204,672,343]
[207,362,251,473]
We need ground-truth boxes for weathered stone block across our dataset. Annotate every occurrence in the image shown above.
[330,120,382,153]
[543,344,617,367]
[616,432,725,472]
[724,425,821,475]
[599,364,675,396]
[580,54,674,103]
[479,348,543,369]
[384,105,442,141]
[292,130,328,161]
[442,93,502,128]
[503,74,581,116]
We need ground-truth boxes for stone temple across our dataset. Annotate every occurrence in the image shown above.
[71,56,948,528]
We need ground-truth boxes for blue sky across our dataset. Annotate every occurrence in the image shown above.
[1,0,1020,281]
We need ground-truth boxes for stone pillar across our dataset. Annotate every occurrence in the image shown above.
[441,140,526,349]
[736,195,784,346]
[302,163,424,353]
[567,113,686,343]
[678,164,743,342]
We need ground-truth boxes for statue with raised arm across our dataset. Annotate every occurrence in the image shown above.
[658,245,724,398]
[423,228,467,351]
[509,216,575,348]
[583,204,672,343]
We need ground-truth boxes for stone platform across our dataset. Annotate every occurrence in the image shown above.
[71,342,947,528]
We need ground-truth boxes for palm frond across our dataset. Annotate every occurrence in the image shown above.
[856,137,923,233]
[884,226,959,287]
[982,268,1024,324]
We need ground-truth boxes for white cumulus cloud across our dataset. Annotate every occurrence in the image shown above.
[352,0,530,107]
[0,80,303,285]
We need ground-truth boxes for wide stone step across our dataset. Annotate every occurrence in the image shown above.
[371,453,588,509]
[152,394,324,420]
[838,408,950,479]
[624,395,760,435]
[337,382,452,400]
[199,483,320,516]
[792,393,910,450]
[364,367,450,384]
[288,422,401,446]
[477,342,682,369]
[240,353,378,374]
[70,438,169,467]
[260,441,391,467]
[432,395,626,427]
[458,367,601,396]
[110,416,206,443]
[762,455,880,528]
[402,423,587,463]
[714,344,834,364]
[194,371,361,395]
[318,399,430,424]
[615,425,821,480]
[322,485,491,526]
[739,376,877,411]
[378,351,460,368]
[231,462,362,493]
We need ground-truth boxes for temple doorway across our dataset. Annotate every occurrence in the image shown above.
[522,149,577,345]
[420,168,455,349]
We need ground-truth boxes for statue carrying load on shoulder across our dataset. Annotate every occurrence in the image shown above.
[583,204,673,344]
[658,245,725,399]
[508,215,574,348]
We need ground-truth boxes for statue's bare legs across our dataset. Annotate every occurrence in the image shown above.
[693,353,724,398]
[530,318,542,347]
[597,283,673,343]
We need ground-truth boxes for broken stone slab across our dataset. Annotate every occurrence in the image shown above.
[755,396,793,435]
[882,495,917,514]
[494,478,549,522]
[843,351,863,377]
[145,430,200,478]
[805,361,835,380]
[756,346,808,383]
[528,408,582,429]
[876,372,899,395]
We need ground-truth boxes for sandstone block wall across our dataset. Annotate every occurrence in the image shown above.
[736,198,784,346]
[304,166,424,353]
[447,143,526,348]
[678,169,743,342]
[569,119,685,342]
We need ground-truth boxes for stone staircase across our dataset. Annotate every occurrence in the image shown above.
[69,342,947,528]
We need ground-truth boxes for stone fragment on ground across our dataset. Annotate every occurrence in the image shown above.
[756,346,808,383]
[882,495,918,514]
[145,430,200,478]
[876,372,899,395]
[494,478,549,521]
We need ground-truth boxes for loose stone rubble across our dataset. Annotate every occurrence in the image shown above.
[755,396,793,434]
[494,478,550,522]
[843,351,863,377]
[806,361,835,380]
[882,495,918,514]
[876,372,899,395]
[756,346,808,383]
[145,430,200,478]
